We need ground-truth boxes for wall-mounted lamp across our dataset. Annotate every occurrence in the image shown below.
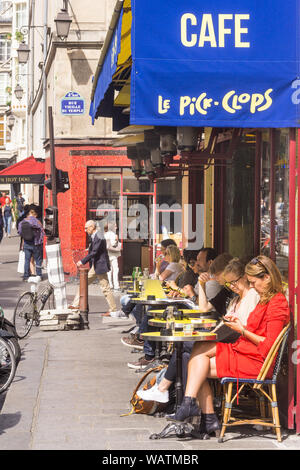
[55,8,72,40]
[16,40,30,64]
[7,114,15,129]
[14,84,24,101]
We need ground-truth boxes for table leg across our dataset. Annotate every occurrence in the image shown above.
[175,342,183,410]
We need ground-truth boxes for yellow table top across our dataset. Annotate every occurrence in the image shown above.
[150,309,208,314]
[149,318,217,325]
[141,331,217,341]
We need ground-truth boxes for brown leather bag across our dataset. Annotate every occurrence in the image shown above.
[121,365,167,416]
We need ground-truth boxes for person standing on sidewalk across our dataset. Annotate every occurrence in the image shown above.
[18,205,45,281]
[2,198,14,238]
[70,220,124,318]
[16,192,25,218]
[104,222,121,291]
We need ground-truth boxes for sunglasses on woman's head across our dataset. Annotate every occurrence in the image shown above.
[249,257,268,275]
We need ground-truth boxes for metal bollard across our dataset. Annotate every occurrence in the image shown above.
[79,267,89,329]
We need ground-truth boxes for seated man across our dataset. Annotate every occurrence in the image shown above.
[126,247,221,370]
[120,238,177,349]
[136,252,238,403]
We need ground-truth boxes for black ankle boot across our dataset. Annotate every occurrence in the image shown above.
[169,397,200,423]
[199,413,221,437]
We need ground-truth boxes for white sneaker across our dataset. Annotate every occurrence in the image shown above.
[136,383,169,403]
[110,310,127,318]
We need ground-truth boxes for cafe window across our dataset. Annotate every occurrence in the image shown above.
[261,129,289,279]
[87,168,121,228]
[123,168,153,193]
[156,176,182,244]
[223,133,256,259]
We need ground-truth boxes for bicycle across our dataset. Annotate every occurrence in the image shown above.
[0,306,21,364]
[13,277,54,340]
[0,336,16,394]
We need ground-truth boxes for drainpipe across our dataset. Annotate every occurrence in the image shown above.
[42,0,48,141]
[29,0,35,152]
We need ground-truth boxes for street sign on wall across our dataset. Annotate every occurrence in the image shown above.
[61,92,85,115]
[130,0,300,128]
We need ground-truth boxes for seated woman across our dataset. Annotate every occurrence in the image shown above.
[158,245,184,282]
[137,256,259,402]
[170,255,290,437]
[166,248,200,297]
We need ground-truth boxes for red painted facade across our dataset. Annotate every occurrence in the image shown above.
[44,144,131,277]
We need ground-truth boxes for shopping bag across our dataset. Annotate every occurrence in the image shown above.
[17,250,25,274]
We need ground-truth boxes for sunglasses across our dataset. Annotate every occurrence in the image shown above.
[224,275,243,289]
[249,257,268,276]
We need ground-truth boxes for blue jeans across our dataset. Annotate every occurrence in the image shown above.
[23,241,43,279]
[4,215,12,235]
[120,295,144,325]
[120,295,134,314]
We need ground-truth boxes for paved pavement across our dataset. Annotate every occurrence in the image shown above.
[0,232,299,452]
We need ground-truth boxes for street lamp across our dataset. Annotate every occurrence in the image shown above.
[54,8,72,40]
[7,114,15,129]
[16,41,30,64]
[14,84,24,101]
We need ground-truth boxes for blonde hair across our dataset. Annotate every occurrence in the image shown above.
[209,253,233,276]
[166,245,181,263]
[245,255,284,304]
[223,257,247,279]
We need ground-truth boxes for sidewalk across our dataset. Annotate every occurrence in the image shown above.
[0,233,299,450]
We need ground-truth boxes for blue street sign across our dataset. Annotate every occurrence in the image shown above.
[61,92,85,115]
[130,0,300,128]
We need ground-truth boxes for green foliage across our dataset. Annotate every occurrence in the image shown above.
[15,31,24,42]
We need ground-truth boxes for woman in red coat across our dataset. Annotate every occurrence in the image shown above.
[171,255,290,437]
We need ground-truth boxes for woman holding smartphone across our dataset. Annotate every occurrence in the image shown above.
[137,257,259,404]
[169,255,290,438]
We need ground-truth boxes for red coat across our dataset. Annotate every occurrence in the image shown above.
[216,293,290,379]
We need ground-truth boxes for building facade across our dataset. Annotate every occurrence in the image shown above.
[90,0,299,431]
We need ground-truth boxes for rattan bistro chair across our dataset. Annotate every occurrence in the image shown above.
[218,323,291,443]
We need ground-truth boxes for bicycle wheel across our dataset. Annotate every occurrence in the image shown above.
[6,337,21,365]
[13,292,35,339]
[0,337,16,394]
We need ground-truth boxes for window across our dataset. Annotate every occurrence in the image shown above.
[87,169,121,226]
[0,116,4,146]
[0,1,12,21]
[0,34,11,61]
[261,129,289,278]
[155,177,182,244]
[0,72,10,105]
[15,2,27,31]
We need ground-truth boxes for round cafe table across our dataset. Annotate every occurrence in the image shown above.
[148,317,217,329]
[141,330,217,440]
[148,308,214,319]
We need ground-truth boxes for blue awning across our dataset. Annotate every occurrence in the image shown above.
[89,7,123,124]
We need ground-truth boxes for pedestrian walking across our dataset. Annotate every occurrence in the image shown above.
[2,198,14,238]
[16,192,25,218]
[69,220,124,317]
[104,222,121,291]
[0,192,10,207]
[18,205,45,281]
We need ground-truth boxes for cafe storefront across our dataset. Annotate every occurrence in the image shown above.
[90,0,300,431]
